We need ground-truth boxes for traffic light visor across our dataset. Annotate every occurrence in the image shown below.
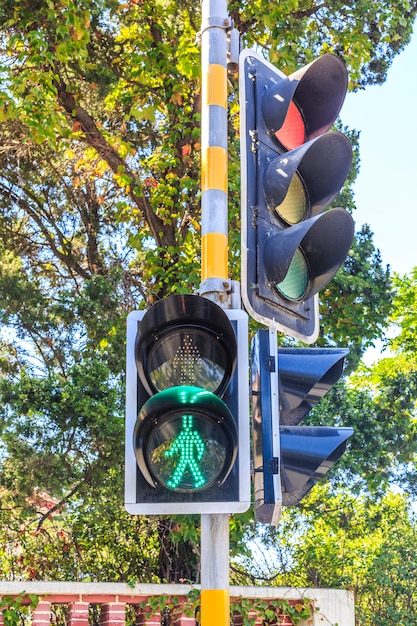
[135,295,237,397]
[280,426,353,505]
[264,131,353,226]
[264,207,354,301]
[262,54,348,150]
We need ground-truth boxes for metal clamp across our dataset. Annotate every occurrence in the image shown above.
[196,15,233,42]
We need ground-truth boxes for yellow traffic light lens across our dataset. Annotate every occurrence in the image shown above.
[147,329,227,393]
[274,172,308,225]
[274,101,306,151]
[275,248,308,301]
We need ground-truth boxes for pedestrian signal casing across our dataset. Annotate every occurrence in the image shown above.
[125,294,250,515]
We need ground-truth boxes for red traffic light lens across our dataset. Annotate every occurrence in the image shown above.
[274,101,306,151]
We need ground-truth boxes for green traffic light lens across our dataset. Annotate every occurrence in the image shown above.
[147,329,228,393]
[274,171,308,225]
[275,248,308,301]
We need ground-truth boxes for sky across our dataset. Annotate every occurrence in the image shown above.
[341,27,417,277]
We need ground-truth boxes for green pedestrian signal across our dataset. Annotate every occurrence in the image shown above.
[165,414,206,490]
[134,386,237,493]
[125,295,250,514]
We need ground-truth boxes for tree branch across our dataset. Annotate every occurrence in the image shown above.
[55,79,176,248]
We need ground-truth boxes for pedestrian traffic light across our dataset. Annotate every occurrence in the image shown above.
[239,49,354,342]
[252,329,353,525]
[125,294,250,515]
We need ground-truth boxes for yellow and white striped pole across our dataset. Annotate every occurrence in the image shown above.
[199,1,233,624]
[199,0,231,303]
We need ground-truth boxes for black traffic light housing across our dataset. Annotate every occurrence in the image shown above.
[240,50,354,342]
[252,329,353,525]
[125,294,250,515]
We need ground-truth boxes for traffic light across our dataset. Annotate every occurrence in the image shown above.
[252,329,353,525]
[239,49,354,343]
[125,294,250,515]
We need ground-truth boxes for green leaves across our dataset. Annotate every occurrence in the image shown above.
[388,268,417,356]
[233,0,417,89]
[0,0,415,599]
[319,224,392,371]
[0,593,39,626]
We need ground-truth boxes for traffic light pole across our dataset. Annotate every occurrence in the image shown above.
[200,514,230,625]
[199,0,232,623]
[199,0,231,304]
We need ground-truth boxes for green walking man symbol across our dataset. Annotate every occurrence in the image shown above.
[164,414,206,489]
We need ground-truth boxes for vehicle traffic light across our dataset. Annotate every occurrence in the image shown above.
[252,329,353,525]
[125,294,250,515]
[239,50,354,342]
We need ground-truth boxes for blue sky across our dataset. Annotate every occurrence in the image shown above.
[341,27,417,277]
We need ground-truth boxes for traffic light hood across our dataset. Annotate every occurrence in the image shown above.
[135,294,237,398]
[264,131,353,223]
[278,348,349,424]
[263,207,354,301]
[280,426,353,506]
[262,53,348,146]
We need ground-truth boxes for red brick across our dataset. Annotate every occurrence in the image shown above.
[136,610,161,625]
[100,602,126,625]
[32,601,52,626]
[66,602,89,626]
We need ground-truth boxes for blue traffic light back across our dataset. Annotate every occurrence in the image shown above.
[251,329,353,521]
[251,329,282,525]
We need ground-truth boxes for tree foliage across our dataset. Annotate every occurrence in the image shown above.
[0,0,415,597]
[234,486,417,625]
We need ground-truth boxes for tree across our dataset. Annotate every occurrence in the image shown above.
[235,459,417,622]
[233,486,417,626]
[230,269,417,623]
[0,0,415,584]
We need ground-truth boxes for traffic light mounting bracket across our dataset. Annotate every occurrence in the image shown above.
[251,328,282,526]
